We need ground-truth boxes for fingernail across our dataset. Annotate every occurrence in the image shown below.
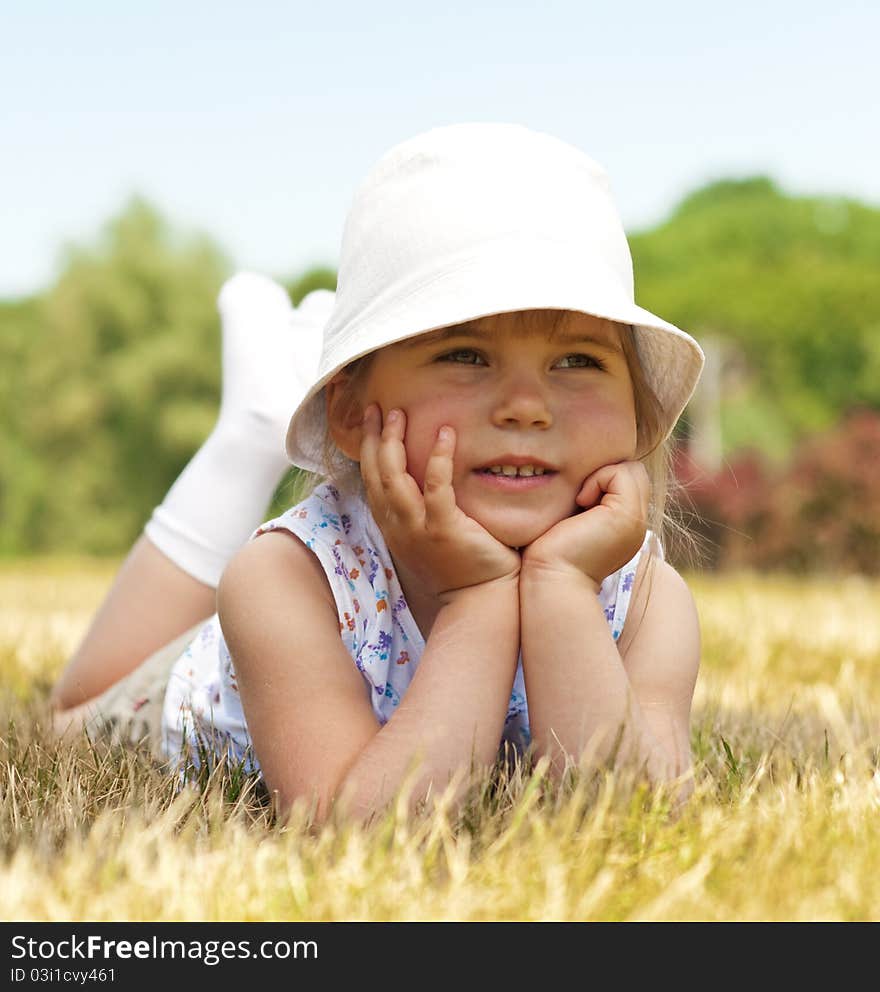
[386,409,399,423]
[439,426,451,441]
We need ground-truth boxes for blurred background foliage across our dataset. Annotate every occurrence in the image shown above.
[2,179,878,570]
[632,177,880,459]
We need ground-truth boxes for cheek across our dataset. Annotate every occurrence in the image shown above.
[569,397,638,460]
[613,406,639,456]
[400,405,464,488]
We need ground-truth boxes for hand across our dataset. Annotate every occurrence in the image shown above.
[521,461,650,591]
[359,404,521,602]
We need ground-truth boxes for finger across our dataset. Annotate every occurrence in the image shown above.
[358,403,385,506]
[422,425,459,529]
[614,461,651,520]
[575,473,602,510]
[375,408,424,524]
[575,462,629,506]
[576,462,647,517]
[631,462,651,519]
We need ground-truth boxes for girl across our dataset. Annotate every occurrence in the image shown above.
[51,123,704,821]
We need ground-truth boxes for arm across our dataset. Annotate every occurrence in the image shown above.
[519,460,700,799]
[520,555,700,794]
[218,533,519,823]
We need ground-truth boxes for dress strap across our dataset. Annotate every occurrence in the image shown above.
[608,531,660,642]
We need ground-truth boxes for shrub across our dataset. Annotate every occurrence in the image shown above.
[676,409,880,574]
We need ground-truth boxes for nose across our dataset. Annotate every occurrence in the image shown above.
[489,372,553,429]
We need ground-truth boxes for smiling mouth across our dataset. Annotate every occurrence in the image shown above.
[476,465,557,478]
[472,467,558,489]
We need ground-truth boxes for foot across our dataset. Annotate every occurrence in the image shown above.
[216,272,335,437]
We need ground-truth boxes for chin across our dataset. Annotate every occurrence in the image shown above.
[479,513,565,551]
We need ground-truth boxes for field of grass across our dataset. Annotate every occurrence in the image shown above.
[1,560,879,922]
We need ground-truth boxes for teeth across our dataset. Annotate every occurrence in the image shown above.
[485,465,547,477]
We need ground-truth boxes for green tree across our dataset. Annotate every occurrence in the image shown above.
[11,198,231,553]
[631,178,880,458]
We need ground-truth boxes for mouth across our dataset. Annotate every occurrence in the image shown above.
[476,465,553,477]
[472,461,558,490]
[474,457,559,478]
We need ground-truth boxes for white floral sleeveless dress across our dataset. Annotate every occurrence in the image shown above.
[161,483,654,773]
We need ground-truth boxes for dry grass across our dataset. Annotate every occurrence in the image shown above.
[1,561,879,921]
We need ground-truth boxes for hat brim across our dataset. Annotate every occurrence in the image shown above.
[285,241,704,473]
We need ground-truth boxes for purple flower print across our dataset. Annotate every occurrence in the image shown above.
[390,595,413,640]
[604,605,615,623]
[622,571,634,593]
[369,630,392,661]
[331,546,346,577]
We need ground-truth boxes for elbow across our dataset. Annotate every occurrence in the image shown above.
[533,726,694,808]
[269,757,393,830]
[644,746,695,812]
[268,771,351,828]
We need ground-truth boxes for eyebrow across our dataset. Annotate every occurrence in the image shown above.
[401,322,624,352]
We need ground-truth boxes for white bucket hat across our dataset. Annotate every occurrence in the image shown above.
[286,122,704,473]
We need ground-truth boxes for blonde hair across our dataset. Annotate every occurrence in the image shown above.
[300,311,686,561]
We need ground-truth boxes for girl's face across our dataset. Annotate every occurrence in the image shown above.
[345,310,638,548]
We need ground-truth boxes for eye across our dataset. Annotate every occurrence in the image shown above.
[555,353,606,370]
[438,348,487,365]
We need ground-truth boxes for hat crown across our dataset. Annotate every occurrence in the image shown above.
[334,123,634,322]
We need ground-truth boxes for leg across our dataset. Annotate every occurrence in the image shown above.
[50,536,215,709]
[51,273,336,711]
[52,615,204,755]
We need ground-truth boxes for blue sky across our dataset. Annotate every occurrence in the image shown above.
[2,1,877,298]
